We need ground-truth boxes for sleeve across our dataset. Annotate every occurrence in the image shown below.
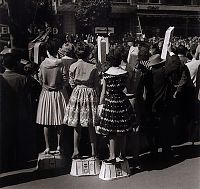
[125,66,133,94]
[195,45,200,60]
[69,66,76,89]
[38,66,43,85]
[176,66,188,93]
[165,54,181,76]
[196,65,200,100]
[127,48,131,64]
[61,64,68,87]
[99,77,106,105]
[93,68,101,97]
[175,65,194,96]
[22,76,32,108]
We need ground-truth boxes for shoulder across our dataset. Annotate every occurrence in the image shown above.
[5,71,27,81]
[15,73,27,82]
[69,60,80,71]
[105,67,127,75]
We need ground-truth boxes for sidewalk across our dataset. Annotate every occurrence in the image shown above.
[1,142,200,189]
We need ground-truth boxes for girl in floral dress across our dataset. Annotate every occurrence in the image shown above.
[63,42,100,159]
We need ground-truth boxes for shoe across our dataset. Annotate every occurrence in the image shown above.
[90,153,99,159]
[116,156,126,162]
[55,146,63,154]
[42,148,50,154]
[105,158,116,164]
[72,154,81,159]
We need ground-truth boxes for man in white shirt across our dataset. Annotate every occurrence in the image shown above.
[127,37,139,70]
[186,44,200,87]
[195,44,200,60]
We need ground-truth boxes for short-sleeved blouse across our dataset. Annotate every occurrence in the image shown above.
[69,59,99,88]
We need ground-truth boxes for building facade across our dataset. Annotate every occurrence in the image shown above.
[57,0,200,37]
[137,0,200,37]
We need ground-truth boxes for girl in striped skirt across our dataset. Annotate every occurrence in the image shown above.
[36,39,68,154]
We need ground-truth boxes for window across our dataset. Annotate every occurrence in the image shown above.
[112,0,129,3]
[137,0,147,3]
[191,0,200,5]
[149,0,160,3]
[0,26,9,35]
[137,0,161,4]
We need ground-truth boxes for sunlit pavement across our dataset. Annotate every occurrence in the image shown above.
[1,142,200,189]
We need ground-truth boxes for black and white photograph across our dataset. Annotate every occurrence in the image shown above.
[0,0,200,188]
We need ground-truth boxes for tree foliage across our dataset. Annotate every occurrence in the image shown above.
[31,0,53,26]
[7,0,53,48]
[75,0,112,28]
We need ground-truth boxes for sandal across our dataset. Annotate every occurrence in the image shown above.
[42,148,50,154]
[116,156,126,162]
[105,158,116,164]
[71,154,81,159]
[55,146,63,154]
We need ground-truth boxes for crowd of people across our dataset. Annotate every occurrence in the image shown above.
[0,33,200,172]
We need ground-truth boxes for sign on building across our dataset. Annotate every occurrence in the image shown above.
[95,27,114,34]
[0,24,10,35]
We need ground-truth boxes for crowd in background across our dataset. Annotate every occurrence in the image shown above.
[0,32,200,172]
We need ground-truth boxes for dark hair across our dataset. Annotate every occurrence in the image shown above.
[58,42,75,58]
[177,45,187,56]
[138,46,150,61]
[190,44,198,55]
[150,43,160,55]
[107,45,123,67]
[24,62,39,75]
[2,53,18,70]
[75,42,90,59]
[121,46,129,63]
[46,38,60,56]
[171,45,178,55]
[126,36,135,43]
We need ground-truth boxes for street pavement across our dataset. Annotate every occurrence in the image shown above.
[1,142,200,189]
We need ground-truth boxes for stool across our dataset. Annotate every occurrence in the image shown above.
[36,151,66,170]
[70,157,100,176]
[99,160,130,180]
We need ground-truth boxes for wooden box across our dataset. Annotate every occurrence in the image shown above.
[70,157,100,176]
[37,152,66,170]
[99,160,130,180]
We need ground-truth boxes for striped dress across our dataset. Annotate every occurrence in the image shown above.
[98,73,134,135]
[36,58,68,126]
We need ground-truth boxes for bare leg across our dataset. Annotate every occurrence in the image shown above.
[72,126,81,158]
[118,135,126,158]
[108,136,116,160]
[88,126,97,157]
[56,126,63,152]
[44,127,50,153]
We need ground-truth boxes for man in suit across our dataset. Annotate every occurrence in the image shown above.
[0,53,31,172]
[165,45,194,144]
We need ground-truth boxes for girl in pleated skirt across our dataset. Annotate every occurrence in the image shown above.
[36,39,68,154]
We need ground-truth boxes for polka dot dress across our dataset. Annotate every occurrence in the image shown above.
[98,73,134,135]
